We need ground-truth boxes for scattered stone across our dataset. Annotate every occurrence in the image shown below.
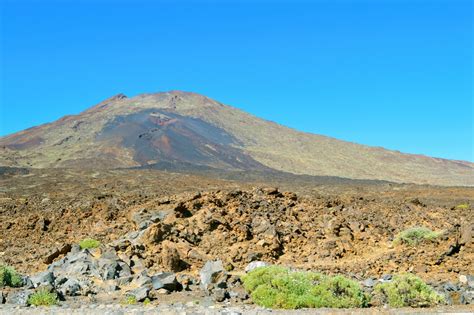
[29,270,55,288]
[212,288,228,302]
[43,244,72,264]
[200,260,226,291]
[244,261,268,273]
[156,288,170,295]
[115,276,134,287]
[161,241,182,272]
[176,274,195,291]
[127,286,149,302]
[115,261,130,277]
[57,278,81,296]
[461,290,474,304]
[6,290,33,306]
[97,258,119,280]
[444,282,458,292]
[151,272,180,291]
[130,255,146,274]
[132,273,152,288]
[467,275,474,289]
[459,275,468,284]
[363,278,377,288]
[228,287,249,301]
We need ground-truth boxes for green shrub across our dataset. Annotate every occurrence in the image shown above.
[374,274,444,307]
[79,238,101,250]
[455,203,469,210]
[242,265,289,292]
[121,295,138,305]
[28,289,58,306]
[393,227,440,245]
[241,266,368,309]
[0,265,23,287]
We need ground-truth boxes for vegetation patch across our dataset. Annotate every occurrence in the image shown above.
[241,266,368,309]
[121,295,138,305]
[393,227,440,245]
[0,265,23,287]
[455,203,469,210]
[28,289,58,306]
[79,238,101,250]
[374,274,444,307]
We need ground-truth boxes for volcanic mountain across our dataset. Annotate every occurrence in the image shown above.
[0,91,472,186]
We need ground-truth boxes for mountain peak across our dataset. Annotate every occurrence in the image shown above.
[0,92,472,186]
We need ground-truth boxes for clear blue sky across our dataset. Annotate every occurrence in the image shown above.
[1,0,472,161]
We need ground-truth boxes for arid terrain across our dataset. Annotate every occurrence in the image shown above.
[0,92,473,313]
[0,167,472,313]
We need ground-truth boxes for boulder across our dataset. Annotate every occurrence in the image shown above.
[461,290,474,304]
[57,278,81,296]
[127,286,149,302]
[29,271,55,288]
[132,273,152,288]
[244,261,268,273]
[444,282,458,292]
[97,258,119,280]
[43,244,72,264]
[151,272,180,291]
[200,260,227,291]
[117,261,132,278]
[0,291,5,304]
[176,274,196,291]
[467,275,474,289]
[115,276,134,287]
[228,287,249,301]
[6,290,34,306]
[212,287,228,302]
[130,255,146,274]
[161,242,182,272]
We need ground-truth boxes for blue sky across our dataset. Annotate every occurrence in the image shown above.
[0,0,472,161]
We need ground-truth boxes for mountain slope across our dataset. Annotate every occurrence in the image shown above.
[0,91,472,186]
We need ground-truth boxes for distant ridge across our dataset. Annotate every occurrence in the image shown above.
[0,91,472,186]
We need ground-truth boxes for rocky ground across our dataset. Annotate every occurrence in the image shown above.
[0,168,473,313]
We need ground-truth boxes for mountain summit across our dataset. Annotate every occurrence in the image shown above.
[1,91,472,186]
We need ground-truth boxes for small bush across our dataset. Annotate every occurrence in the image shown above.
[455,203,469,210]
[374,274,444,307]
[0,265,23,287]
[28,289,58,306]
[79,238,101,250]
[241,266,368,309]
[242,265,289,292]
[143,298,151,306]
[121,295,138,305]
[393,227,440,245]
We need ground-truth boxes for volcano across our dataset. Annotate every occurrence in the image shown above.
[0,91,472,186]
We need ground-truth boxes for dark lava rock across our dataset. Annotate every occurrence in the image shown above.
[200,260,226,291]
[29,270,55,288]
[56,278,81,297]
[363,278,377,288]
[152,272,180,291]
[6,290,34,306]
[127,286,150,302]
[212,287,228,302]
